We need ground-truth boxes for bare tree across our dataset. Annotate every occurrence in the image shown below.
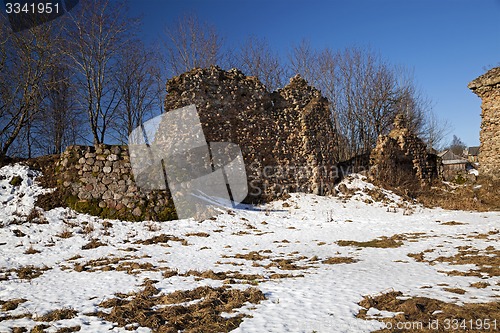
[65,0,131,145]
[421,109,451,152]
[30,61,84,155]
[0,19,58,160]
[448,135,467,156]
[288,44,434,161]
[235,36,286,91]
[113,40,163,142]
[164,13,225,77]
[288,39,320,86]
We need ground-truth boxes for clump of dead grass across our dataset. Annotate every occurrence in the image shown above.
[35,308,77,322]
[81,239,106,250]
[134,234,188,246]
[93,279,265,333]
[357,290,500,332]
[13,266,49,280]
[322,257,358,264]
[0,299,27,311]
[337,235,404,248]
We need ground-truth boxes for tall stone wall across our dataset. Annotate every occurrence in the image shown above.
[163,66,338,201]
[468,67,500,179]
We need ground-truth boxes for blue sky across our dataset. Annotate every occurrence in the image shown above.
[129,0,500,147]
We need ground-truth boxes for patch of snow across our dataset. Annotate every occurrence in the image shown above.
[0,165,499,332]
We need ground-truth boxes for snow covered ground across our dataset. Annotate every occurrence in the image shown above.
[0,164,499,332]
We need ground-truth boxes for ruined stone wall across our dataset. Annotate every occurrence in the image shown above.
[369,115,441,188]
[468,67,500,179]
[54,66,339,220]
[162,66,338,201]
[56,144,176,221]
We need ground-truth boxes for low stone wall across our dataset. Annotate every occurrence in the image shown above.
[56,144,176,221]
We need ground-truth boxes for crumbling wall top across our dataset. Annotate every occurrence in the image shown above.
[468,67,500,96]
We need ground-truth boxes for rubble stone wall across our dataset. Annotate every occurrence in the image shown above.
[55,66,339,220]
[369,115,441,188]
[468,67,500,179]
[163,66,339,201]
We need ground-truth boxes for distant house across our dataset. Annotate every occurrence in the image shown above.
[438,149,468,181]
[465,146,480,164]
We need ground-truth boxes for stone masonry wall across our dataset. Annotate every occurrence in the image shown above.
[55,66,339,220]
[162,66,338,201]
[56,144,176,221]
[369,114,441,188]
[468,67,500,179]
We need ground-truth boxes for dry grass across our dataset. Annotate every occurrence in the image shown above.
[443,287,466,295]
[81,239,106,250]
[231,251,270,261]
[185,232,210,237]
[416,177,500,212]
[54,327,81,333]
[0,299,27,311]
[322,257,358,265]
[56,227,73,239]
[24,246,40,255]
[13,266,49,280]
[471,281,490,289]
[35,308,77,322]
[134,234,188,246]
[73,256,157,274]
[440,221,468,226]
[408,244,500,278]
[337,235,404,248]
[357,290,500,332]
[93,279,265,333]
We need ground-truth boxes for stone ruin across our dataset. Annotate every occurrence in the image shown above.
[468,67,500,179]
[54,66,339,220]
[163,66,339,201]
[369,114,441,189]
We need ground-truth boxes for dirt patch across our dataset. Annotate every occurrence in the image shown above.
[93,279,265,333]
[337,235,404,248]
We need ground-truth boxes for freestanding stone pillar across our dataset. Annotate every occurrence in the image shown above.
[468,67,500,179]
